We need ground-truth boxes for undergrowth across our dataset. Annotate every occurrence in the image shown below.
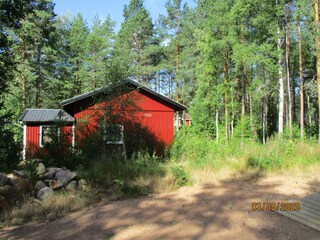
[171,127,320,173]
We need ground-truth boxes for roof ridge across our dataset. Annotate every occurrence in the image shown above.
[60,79,187,111]
[19,109,74,123]
[25,108,62,111]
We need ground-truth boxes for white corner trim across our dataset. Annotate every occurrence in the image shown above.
[23,125,27,160]
[39,125,43,147]
[72,125,75,149]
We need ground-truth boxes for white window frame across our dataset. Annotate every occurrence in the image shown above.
[39,125,60,147]
[103,124,124,145]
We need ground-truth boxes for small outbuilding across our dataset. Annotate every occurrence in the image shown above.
[20,79,187,159]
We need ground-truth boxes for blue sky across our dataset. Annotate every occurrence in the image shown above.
[52,0,197,31]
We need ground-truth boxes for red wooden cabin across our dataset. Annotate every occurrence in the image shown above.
[20,79,187,159]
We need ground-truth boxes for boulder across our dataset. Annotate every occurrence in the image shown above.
[0,196,9,210]
[0,173,10,187]
[28,197,42,205]
[12,170,27,178]
[7,173,32,195]
[48,180,63,190]
[65,181,77,191]
[36,163,46,176]
[0,185,17,205]
[55,170,76,186]
[44,168,60,179]
[37,187,54,201]
[34,181,47,191]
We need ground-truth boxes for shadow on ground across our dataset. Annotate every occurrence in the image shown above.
[1,172,319,240]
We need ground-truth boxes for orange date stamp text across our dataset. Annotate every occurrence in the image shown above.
[251,201,300,211]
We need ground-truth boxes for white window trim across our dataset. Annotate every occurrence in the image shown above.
[39,125,60,147]
[105,124,124,145]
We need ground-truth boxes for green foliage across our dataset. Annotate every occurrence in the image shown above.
[233,116,258,141]
[0,113,20,172]
[171,165,190,187]
[112,0,155,82]
[38,122,75,169]
[77,151,166,197]
[172,128,320,172]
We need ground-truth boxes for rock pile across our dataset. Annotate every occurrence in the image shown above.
[34,163,78,200]
[0,171,32,210]
[0,163,84,210]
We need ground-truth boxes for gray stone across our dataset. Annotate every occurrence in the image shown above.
[29,197,42,205]
[44,168,60,179]
[36,163,46,176]
[12,170,27,178]
[55,170,76,186]
[0,185,17,205]
[34,181,47,191]
[0,173,10,187]
[7,174,32,195]
[37,187,54,201]
[0,196,9,210]
[65,181,77,191]
[48,180,63,190]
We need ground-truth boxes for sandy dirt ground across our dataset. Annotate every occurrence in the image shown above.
[1,172,320,240]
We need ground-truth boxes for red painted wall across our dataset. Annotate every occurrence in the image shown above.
[26,125,72,158]
[25,88,178,157]
[71,89,175,154]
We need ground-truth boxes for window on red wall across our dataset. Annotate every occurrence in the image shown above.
[40,126,59,147]
[103,124,124,144]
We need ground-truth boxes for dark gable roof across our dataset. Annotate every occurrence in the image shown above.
[19,109,74,123]
[60,79,187,111]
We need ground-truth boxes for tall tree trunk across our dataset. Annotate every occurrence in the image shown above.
[262,96,267,145]
[36,45,41,108]
[231,91,235,138]
[175,44,180,102]
[21,37,27,109]
[241,74,246,117]
[216,107,219,143]
[291,56,296,122]
[224,62,229,143]
[307,94,312,127]
[278,28,285,135]
[285,1,292,136]
[297,20,304,139]
[241,29,246,118]
[315,0,320,141]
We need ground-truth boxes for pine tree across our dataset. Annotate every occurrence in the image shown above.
[112,0,154,83]
[4,0,57,115]
[69,13,89,95]
[84,15,116,91]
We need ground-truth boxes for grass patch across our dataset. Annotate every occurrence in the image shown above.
[77,151,183,199]
[3,191,88,226]
[171,128,320,184]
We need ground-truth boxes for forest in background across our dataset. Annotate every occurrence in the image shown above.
[1,0,320,171]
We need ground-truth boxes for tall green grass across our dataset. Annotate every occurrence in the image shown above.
[77,151,171,197]
[171,127,320,172]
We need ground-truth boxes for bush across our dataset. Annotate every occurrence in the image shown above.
[77,151,167,197]
[171,127,320,172]
[171,165,190,187]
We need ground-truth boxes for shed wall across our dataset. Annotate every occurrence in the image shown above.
[72,90,175,154]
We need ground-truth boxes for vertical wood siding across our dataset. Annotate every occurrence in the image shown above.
[73,89,176,154]
[26,125,72,158]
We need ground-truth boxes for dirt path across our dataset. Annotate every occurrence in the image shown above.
[1,173,320,240]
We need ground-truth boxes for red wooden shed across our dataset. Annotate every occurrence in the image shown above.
[20,79,187,159]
